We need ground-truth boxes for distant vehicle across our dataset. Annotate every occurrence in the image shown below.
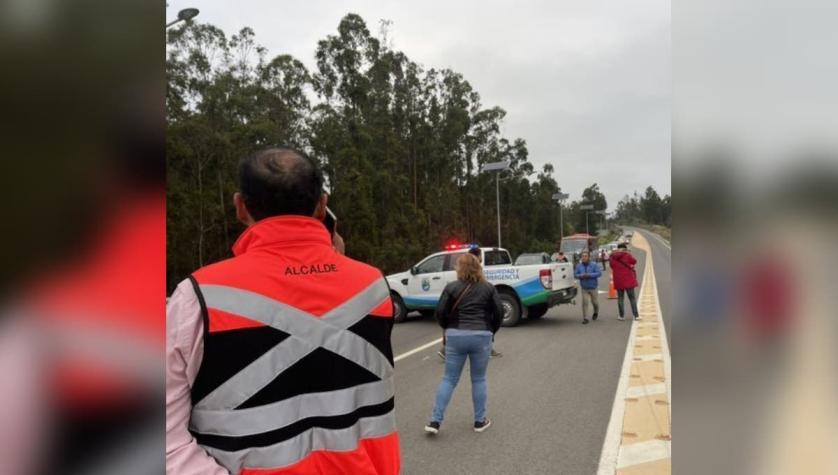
[602,242,619,252]
[387,244,577,326]
[515,252,551,266]
[560,233,596,264]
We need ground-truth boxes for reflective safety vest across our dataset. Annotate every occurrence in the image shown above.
[188,216,400,475]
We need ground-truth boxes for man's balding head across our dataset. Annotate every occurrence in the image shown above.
[236,147,325,222]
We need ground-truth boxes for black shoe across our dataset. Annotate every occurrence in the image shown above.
[424,421,440,434]
[583,318,589,324]
[474,418,492,432]
[592,313,598,321]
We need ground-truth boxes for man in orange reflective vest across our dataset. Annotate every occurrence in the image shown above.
[166,148,400,474]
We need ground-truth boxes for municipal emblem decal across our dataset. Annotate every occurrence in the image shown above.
[421,278,431,291]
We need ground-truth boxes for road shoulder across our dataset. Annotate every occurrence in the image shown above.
[597,232,672,475]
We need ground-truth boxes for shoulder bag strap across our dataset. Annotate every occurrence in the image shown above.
[450,283,474,315]
[612,254,638,280]
[611,255,630,270]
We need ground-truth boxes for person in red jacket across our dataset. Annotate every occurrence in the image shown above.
[609,243,641,321]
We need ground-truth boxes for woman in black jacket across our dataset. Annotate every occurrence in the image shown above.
[424,253,503,434]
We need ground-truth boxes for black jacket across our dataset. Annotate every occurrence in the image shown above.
[435,279,504,333]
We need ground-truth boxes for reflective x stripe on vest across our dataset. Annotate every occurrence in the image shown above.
[188,279,396,473]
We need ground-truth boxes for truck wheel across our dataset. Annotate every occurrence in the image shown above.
[391,293,408,323]
[499,291,521,327]
[527,304,548,319]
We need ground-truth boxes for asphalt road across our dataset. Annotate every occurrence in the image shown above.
[389,229,672,475]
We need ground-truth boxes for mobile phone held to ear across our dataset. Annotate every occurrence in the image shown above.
[324,206,337,237]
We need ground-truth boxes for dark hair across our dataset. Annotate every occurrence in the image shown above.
[239,148,324,220]
[617,243,628,249]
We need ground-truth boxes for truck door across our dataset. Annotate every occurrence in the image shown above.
[407,254,447,303]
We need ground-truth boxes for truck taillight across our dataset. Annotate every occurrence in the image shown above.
[539,269,552,289]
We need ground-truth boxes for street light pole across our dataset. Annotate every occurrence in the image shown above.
[484,160,511,248]
[579,203,594,236]
[495,172,501,247]
[559,204,564,240]
[552,192,569,243]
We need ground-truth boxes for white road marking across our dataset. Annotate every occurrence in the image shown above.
[617,439,671,469]
[596,298,640,475]
[394,337,443,363]
[626,383,667,398]
[633,353,663,362]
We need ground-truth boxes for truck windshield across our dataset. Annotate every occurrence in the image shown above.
[560,240,588,254]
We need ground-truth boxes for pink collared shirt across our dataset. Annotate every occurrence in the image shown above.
[166,279,228,475]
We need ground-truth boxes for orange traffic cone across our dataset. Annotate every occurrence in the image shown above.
[608,275,617,299]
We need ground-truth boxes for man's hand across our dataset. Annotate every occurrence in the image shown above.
[332,231,345,255]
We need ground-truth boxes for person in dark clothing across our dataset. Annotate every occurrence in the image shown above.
[438,246,501,360]
[425,254,503,435]
[610,243,640,321]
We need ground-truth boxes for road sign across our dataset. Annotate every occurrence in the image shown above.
[483,161,510,172]
[580,204,594,210]
[552,193,569,200]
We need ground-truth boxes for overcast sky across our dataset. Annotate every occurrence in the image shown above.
[170,0,671,209]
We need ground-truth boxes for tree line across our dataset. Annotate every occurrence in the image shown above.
[612,186,672,227]
[166,13,663,291]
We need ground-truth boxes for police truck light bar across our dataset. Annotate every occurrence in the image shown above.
[444,243,479,251]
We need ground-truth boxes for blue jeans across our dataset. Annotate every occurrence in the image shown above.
[431,330,492,423]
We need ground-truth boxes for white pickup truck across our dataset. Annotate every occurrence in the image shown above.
[386,245,577,326]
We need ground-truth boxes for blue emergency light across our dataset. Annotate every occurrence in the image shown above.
[444,243,479,251]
